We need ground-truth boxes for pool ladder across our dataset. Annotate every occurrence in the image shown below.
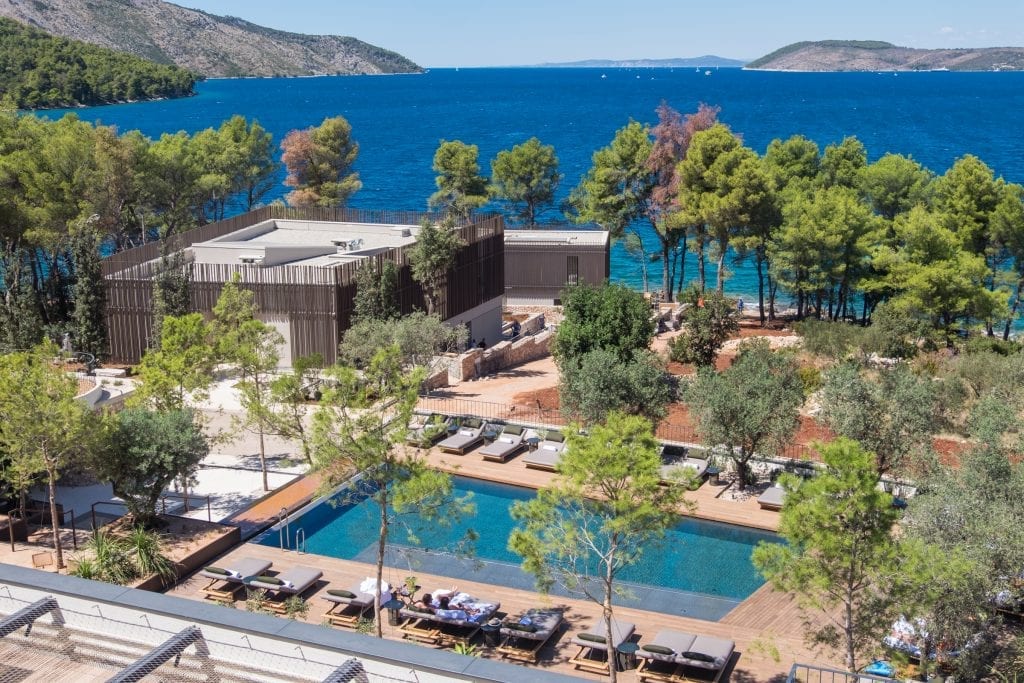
[277,507,306,554]
[277,507,290,551]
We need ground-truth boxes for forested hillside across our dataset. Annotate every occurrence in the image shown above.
[0,17,196,108]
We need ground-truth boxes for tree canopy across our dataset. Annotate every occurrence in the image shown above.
[0,17,197,110]
[281,116,362,207]
[489,137,561,226]
[429,140,489,220]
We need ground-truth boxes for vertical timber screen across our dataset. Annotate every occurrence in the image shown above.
[103,208,505,365]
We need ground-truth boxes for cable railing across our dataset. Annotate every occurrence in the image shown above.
[787,663,895,682]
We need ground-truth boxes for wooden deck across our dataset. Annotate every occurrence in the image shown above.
[173,542,839,682]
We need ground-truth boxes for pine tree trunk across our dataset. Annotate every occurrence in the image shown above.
[258,429,268,492]
[1004,280,1022,340]
[605,543,618,683]
[374,495,388,639]
[47,465,64,569]
[661,239,672,303]
[697,239,706,292]
[716,249,726,293]
[756,254,766,326]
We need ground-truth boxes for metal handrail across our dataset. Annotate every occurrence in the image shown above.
[278,507,290,551]
[295,528,305,555]
[787,663,895,682]
[159,492,212,522]
[7,505,77,552]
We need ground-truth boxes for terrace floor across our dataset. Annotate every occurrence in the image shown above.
[172,540,835,682]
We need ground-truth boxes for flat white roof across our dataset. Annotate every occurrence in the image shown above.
[191,219,420,269]
[504,229,609,247]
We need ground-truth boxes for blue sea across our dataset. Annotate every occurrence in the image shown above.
[44,68,1024,302]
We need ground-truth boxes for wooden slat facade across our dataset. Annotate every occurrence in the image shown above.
[504,235,609,304]
[103,208,505,366]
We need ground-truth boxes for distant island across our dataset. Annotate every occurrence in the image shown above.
[746,40,1024,72]
[0,0,422,78]
[0,17,196,109]
[533,56,746,68]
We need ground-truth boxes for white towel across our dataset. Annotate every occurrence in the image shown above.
[359,577,390,595]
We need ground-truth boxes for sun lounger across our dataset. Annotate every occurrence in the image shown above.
[659,446,709,485]
[479,424,526,462]
[248,565,324,613]
[523,431,566,471]
[323,584,377,627]
[437,418,488,455]
[497,607,564,662]
[757,485,786,511]
[406,413,451,447]
[199,557,272,601]
[636,629,735,682]
[399,593,501,646]
[569,618,636,674]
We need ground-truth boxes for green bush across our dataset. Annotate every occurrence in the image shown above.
[795,319,864,359]
[964,335,1022,356]
[797,366,823,396]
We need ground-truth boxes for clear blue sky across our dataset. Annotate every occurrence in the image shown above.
[179,0,1024,67]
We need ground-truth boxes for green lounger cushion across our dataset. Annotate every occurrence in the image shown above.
[408,605,433,614]
[546,432,565,443]
[503,425,524,435]
[642,644,675,655]
[506,622,537,633]
[204,566,229,575]
[682,650,717,663]
[328,589,356,599]
[578,632,607,643]
[255,575,282,585]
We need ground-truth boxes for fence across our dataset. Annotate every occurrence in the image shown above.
[787,663,894,683]
[417,395,816,460]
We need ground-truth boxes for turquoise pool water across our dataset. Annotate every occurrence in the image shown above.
[258,476,780,616]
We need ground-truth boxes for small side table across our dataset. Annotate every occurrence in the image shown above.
[480,619,502,648]
[525,436,541,451]
[616,642,639,671]
[381,598,405,627]
[482,430,498,443]
[706,466,721,486]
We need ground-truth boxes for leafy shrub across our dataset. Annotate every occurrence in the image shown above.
[964,335,1022,356]
[795,319,864,359]
[246,588,271,614]
[861,301,929,359]
[284,595,309,620]
[797,366,823,396]
[669,289,740,367]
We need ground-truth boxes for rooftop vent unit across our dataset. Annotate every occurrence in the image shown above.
[238,254,264,265]
[391,226,412,238]
[331,238,363,253]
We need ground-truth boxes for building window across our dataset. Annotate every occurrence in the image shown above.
[567,255,579,286]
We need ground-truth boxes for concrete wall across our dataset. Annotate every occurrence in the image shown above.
[445,296,503,348]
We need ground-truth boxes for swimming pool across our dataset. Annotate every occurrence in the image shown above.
[256,475,781,621]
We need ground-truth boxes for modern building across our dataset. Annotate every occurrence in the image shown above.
[503,229,610,305]
[103,207,506,366]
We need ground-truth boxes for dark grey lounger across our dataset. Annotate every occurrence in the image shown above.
[248,565,324,613]
[497,607,564,662]
[479,424,526,462]
[757,485,786,511]
[569,618,635,673]
[323,584,376,627]
[437,418,488,454]
[199,557,272,601]
[636,628,735,682]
